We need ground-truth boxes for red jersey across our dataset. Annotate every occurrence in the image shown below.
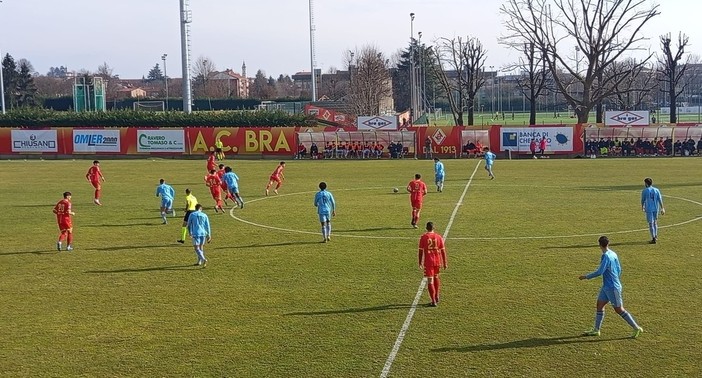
[216,169,227,188]
[206,155,217,172]
[53,199,72,217]
[271,165,284,178]
[540,139,547,149]
[530,141,537,151]
[205,173,222,189]
[86,166,102,182]
[418,231,446,268]
[407,179,427,202]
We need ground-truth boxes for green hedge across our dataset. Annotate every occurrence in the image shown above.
[0,108,316,128]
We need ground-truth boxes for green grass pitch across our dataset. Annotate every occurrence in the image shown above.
[1,157,701,377]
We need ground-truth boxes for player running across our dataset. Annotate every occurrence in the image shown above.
[53,191,76,251]
[206,151,217,173]
[86,160,105,205]
[314,181,336,243]
[155,179,176,224]
[177,188,198,244]
[434,157,445,192]
[222,166,244,209]
[406,173,428,229]
[483,147,496,179]
[187,204,211,267]
[217,164,234,205]
[418,222,447,307]
[204,169,225,213]
[265,161,286,196]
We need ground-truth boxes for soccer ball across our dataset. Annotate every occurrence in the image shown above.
[393,188,399,193]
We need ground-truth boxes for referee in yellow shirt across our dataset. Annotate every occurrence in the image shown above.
[215,139,225,161]
[177,188,198,243]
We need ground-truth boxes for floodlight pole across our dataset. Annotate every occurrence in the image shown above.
[162,54,168,111]
[308,0,317,102]
[409,12,415,122]
[180,0,193,113]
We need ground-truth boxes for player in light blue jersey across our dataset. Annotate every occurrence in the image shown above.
[155,179,176,224]
[641,177,665,244]
[433,158,445,192]
[223,166,244,209]
[314,181,336,242]
[483,147,496,179]
[579,236,643,338]
[186,204,211,267]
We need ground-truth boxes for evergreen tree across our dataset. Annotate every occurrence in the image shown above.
[2,54,19,109]
[147,63,164,82]
[16,60,37,107]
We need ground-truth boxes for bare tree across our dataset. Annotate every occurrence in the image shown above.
[192,56,216,97]
[95,62,120,102]
[658,33,694,123]
[501,0,660,123]
[432,36,487,126]
[318,66,349,101]
[508,42,549,125]
[606,59,656,110]
[348,45,392,116]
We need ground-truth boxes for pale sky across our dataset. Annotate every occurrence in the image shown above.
[1,0,700,79]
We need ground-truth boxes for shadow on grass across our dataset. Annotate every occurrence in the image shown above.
[541,240,651,250]
[0,249,57,256]
[285,303,413,316]
[226,241,322,249]
[336,226,409,233]
[85,264,198,274]
[82,222,158,228]
[432,335,631,353]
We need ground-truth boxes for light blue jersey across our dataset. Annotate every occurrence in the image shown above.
[434,161,445,179]
[314,190,336,216]
[641,186,663,214]
[187,210,211,237]
[222,172,240,192]
[484,151,496,166]
[156,183,175,207]
[586,249,622,291]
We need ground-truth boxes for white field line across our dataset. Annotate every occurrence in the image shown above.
[379,160,482,378]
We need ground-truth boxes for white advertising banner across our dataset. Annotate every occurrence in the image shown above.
[73,129,121,153]
[357,116,398,131]
[500,127,574,152]
[11,130,58,152]
[136,129,185,153]
[605,111,650,126]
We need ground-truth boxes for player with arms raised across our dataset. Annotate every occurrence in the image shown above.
[86,160,105,205]
[53,191,76,251]
[407,173,427,228]
[418,222,447,307]
[204,169,225,213]
[265,161,286,196]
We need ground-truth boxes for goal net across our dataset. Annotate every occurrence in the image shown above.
[133,101,165,112]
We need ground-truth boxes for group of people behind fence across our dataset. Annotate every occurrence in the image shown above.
[296,141,407,159]
[586,137,702,157]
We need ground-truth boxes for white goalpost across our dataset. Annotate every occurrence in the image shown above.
[133,101,166,112]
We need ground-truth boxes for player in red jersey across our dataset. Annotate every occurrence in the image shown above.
[265,161,286,196]
[418,222,447,307]
[86,160,105,205]
[406,173,428,228]
[53,191,76,251]
[204,169,225,213]
[206,151,217,173]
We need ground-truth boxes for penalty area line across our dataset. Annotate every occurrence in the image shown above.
[380,160,482,378]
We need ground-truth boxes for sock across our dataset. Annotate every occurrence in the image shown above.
[326,223,331,237]
[196,247,205,262]
[236,195,244,207]
[95,189,101,200]
[433,276,441,301]
[619,311,640,329]
[67,232,73,246]
[58,231,66,242]
[265,183,271,190]
[161,212,167,222]
[653,221,658,238]
[321,226,326,239]
[594,310,604,330]
[181,227,187,241]
[427,280,436,303]
[649,223,655,238]
[216,199,223,209]
[411,209,417,224]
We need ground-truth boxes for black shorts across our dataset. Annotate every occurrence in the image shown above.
[183,210,195,222]
[215,147,223,153]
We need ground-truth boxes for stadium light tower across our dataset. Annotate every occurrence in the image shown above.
[308,0,317,102]
[179,0,193,113]
[409,12,415,122]
[162,54,168,111]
